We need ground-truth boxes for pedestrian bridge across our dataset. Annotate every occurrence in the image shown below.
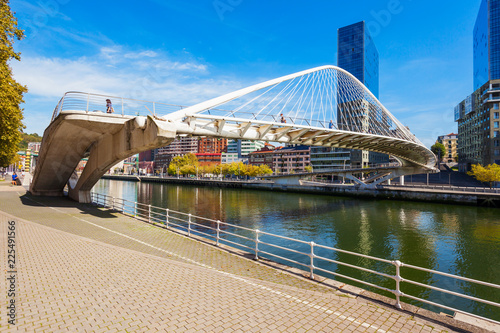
[30,65,437,202]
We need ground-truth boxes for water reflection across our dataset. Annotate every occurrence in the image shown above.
[93,179,500,319]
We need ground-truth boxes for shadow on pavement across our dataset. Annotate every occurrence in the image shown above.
[18,192,119,219]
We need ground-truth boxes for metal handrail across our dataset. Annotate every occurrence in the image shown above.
[50,91,186,120]
[381,184,500,194]
[90,192,500,325]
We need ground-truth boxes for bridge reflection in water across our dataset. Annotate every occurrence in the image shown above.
[94,178,500,322]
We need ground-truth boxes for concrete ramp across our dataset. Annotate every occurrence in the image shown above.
[30,111,177,203]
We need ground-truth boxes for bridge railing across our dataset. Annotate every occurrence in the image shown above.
[91,191,500,325]
[51,91,185,122]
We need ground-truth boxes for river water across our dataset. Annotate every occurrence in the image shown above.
[93,178,500,321]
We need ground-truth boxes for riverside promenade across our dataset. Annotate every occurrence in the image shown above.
[0,181,495,332]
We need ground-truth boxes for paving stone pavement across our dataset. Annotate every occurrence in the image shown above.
[0,185,493,332]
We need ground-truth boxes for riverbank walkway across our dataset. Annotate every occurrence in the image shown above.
[0,181,495,332]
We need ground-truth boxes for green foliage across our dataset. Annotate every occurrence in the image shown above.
[256,164,273,176]
[165,154,275,177]
[304,165,313,173]
[431,142,446,161]
[467,164,500,188]
[168,153,199,175]
[0,0,27,167]
[17,132,42,150]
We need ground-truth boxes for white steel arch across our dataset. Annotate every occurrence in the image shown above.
[163,65,436,169]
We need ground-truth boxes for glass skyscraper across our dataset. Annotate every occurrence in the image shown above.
[474,0,500,91]
[456,0,500,171]
[337,21,379,98]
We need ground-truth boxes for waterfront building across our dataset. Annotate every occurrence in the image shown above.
[336,21,389,168]
[195,153,222,167]
[248,146,277,170]
[456,0,500,171]
[221,153,243,164]
[310,147,351,171]
[198,137,228,154]
[272,145,311,174]
[437,133,459,163]
[154,137,199,173]
[157,137,198,155]
[226,139,266,158]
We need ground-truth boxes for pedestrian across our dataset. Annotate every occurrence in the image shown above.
[11,172,18,186]
[106,99,114,113]
[329,120,334,129]
[280,113,286,123]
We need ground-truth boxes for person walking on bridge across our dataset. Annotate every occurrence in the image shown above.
[106,99,114,113]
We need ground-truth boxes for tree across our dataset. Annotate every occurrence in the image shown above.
[167,153,199,176]
[304,165,313,173]
[0,0,27,167]
[467,164,500,188]
[431,142,446,163]
[18,132,42,150]
[257,164,273,176]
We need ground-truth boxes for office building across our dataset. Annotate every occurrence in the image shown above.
[456,0,500,171]
[227,140,266,157]
[474,0,500,91]
[334,21,389,168]
[338,21,379,98]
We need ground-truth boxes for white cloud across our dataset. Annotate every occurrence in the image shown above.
[11,46,246,133]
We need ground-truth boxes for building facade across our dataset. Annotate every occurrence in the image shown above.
[456,1,500,171]
[198,137,228,154]
[226,139,266,158]
[248,147,276,170]
[195,153,222,167]
[456,80,500,171]
[338,21,379,98]
[309,147,350,171]
[474,0,500,91]
[437,133,459,163]
[154,137,199,173]
[272,145,311,174]
[335,21,388,168]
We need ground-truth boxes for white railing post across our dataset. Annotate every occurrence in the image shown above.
[86,93,90,112]
[134,202,137,217]
[216,220,220,246]
[393,260,403,309]
[112,197,115,210]
[188,214,192,236]
[153,102,156,117]
[148,205,151,223]
[121,97,124,116]
[310,241,315,279]
[166,208,169,227]
[255,229,260,260]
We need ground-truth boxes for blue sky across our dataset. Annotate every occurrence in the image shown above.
[10,0,481,147]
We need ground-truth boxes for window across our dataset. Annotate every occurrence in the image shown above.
[496,131,500,138]
[495,112,500,119]
[495,103,500,110]
[496,122,500,129]
[495,150,500,156]
[495,141,500,147]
